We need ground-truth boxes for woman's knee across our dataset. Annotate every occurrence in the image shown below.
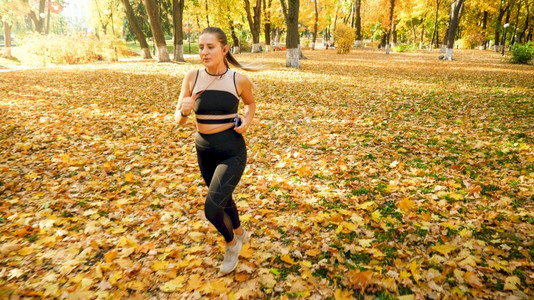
[204,198,222,222]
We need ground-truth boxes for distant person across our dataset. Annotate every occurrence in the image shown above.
[175,27,256,274]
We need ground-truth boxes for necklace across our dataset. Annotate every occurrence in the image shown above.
[205,68,229,78]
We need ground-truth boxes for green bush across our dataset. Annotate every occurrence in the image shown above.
[510,42,534,64]
[18,33,137,66]
[335,23,355,54]
[393,44,414,52]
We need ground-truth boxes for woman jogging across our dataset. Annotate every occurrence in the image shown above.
[175,27,255,274]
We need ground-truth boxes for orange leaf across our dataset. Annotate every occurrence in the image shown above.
[240,243,253,258]
[124,172,134,182]
[280,254,297,265]
[344,270,373,290]
[397,197,415,211]
[104,250,118,263]
[464,271,483,289]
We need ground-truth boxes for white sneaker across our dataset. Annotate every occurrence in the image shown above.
[220,238,242,274]
[236,229,250,244]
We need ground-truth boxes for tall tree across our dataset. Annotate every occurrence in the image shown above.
[28,0,45,33]
[122,0,151,59]
[1,0,31,58]
[312,0,318,49]
[518,0,531,43]
[354,0,362,44]
[494,0,513,51]
[429,0,441,51]
[441,0,465,60]
[385,0,395,54]
[144,0,170,61]
[263,0,273,51]
[172,0,185,62]
[281,0,300,67]
[244,0,262,52]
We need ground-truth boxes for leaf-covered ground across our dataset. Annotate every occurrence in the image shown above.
[1,50,533,299]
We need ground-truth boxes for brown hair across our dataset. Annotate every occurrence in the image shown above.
[200,27,258,72]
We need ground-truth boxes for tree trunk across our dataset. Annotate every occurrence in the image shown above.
[386,0,395,54]
[2,22,12,59]
[172,0,185,62]
[29,0,46,33]
[441,0,465,60]
[420,18,425,49]
[440,5,452,53]
[519,3,530,43]
[144,0,170,62]
[411,19,417,48]
[244,0,262,52]
[494,1,510,51]
[354,0,362,43]
[45,1,51,34]
[510,2,521,46]
[281,0,300,68]
[482,10,488,49]
[122,0,152,59]
[263,0,272,51]
[430,0,441,51]
[228,17,240,53]
[205,0,210,27]
[312,0,318,50]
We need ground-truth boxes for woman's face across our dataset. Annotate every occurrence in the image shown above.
[198,33,228,69]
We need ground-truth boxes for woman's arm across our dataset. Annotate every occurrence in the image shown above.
[234,73,255,134]
[175,70,196,126]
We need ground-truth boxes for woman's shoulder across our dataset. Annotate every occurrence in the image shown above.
[232,70,251,86]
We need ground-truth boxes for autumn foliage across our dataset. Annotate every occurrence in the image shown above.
[0,50,533,298]
[334,23,356,54]
[17,33,137,66]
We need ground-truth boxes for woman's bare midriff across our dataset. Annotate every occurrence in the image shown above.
[197,123,235,134]
[196,113,237,134]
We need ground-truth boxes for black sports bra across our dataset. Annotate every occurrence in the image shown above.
[192,69,240,124]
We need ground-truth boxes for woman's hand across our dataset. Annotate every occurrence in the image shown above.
[234,115,248,134]
[180,96,194,115]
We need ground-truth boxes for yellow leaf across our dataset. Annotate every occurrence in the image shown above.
[371,210,382,222]
[334,289,354,300]
[440,222,458,230]
[410,260,421,283]
[449,192,464,201]
[240,243,253,258]
[305,248,321,257]
[124,172,134,182]
[297,165,312,177]
[152,260,169,271]
[127,280,146,291]
[398,295,415,300]
[458,255,478,267]
[300,260,312,268]
[432,244,456,256]
[397,198,415,211]
[188,231,204,242]
[18,247,34,256]
[336,221,358,234]
[112,225,127,234]
[503,276,521,291]
[104,250,117,263]
[116,198,131,207]
[187,274,202,292]
[160,276,185,292]
[358,239,373,248]
[359,201,376,211]
[280,254,297,265]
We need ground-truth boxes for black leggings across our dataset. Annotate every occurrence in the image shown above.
[195,129,247,242]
